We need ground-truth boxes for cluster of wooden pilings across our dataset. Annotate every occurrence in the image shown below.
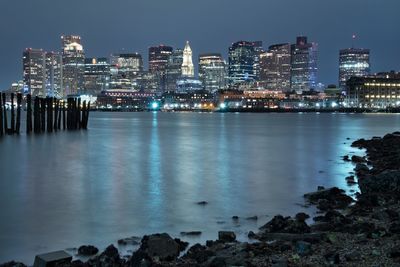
[0,93,90,136]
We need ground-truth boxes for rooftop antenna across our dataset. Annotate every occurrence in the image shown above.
[352,34,356,49]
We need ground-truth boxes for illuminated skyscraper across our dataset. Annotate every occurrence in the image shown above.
[228,41,258,85]
[110,53,143,90]
[84,57,110,94]
[182,41,194,77]
[166,48,183,91]
[260,43,291,91]
[61,35,85,96]
[45,52,63,97]
[290,36,318,92]
[23,48,46,96]
[339,48,370,89]
[148,45,173,93]
[198,53,227,92]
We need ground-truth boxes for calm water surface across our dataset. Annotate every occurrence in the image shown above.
[0,112,399,264]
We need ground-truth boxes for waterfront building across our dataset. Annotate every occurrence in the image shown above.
[110,53,143,90]
[339,48,370,89]
[148,45,173,93]
[96,89,155,109]
[198,53,227,92]
[176,77,203,93]
[260,43,291,91]
[84,57,110,95]
[290,36,318,93]
[23,48,46,96]
[61,35,85,96]
[165,49,183,91]
[45,52,63,97]
[228,41,259,85]
[346,72,400,108]
[181,41,194,77]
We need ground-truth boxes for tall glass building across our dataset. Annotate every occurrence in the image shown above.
[61,35,85,96]
[339,48,370,89]
[165,49,183,91]
[198,53,227,92]
[23,48,46,96]
[84,57,110,95]
[148,45,173,93]
[260,43,291,91]
[290,36,318,93]
[45,52,63,97]
[110,53,143,90]
[228,41,258,85]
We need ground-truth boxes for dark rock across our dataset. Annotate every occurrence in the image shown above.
[271,256,288,267]
[174,238,189,252]
[77,245,99,256]
[218,231,236,242]
[248,231,257,239]
[317,186,325,191]
[295,241,312,256]
[259,215,310,234]
[231,216,239,221]
[102,245,120,260]
[343,155,350,161]
[117,236,140,246]
[197,201,208,205]
[389,222,400,234]
[208,256,227,267]
[180,231,202,236]
[184,244,215,263]
[0,261,27,267]
[355,163,369,177]
[324,251,340,264]
[295,212,310,222]
[137,233,180,261]
[345,251,362,262]
[390,246,400,258]
[351,155,367,163]
[246,216,258,221]
[304,187,353,210]
[358,170,400,194]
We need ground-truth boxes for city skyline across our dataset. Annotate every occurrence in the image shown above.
[0,0,399,90]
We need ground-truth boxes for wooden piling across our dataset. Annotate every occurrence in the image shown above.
[47,97,53,133]
[62,100,66,130]
[77,98,81,129]
[26,94,33,134]
[0,93,3,136]
[10,93,15,134]
[53,99,58,131]
[40,98,46,133]
[33,96,40,134]
[16,93,22,134]
[2,93,8,134]
[57,100,62,130]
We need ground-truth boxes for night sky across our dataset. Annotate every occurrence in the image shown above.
[0,0,399,90]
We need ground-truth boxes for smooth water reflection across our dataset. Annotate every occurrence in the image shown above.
[0,112,399,264]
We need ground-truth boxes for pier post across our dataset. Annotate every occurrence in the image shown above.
[33,96,40,134]
[2,93,8,134]
[40,98,46,133]
[57,100,62,130]
[62,100,66,130]
[53,99,58,131]
[27,94,33,134]
[0,93,3,136]
[10,93,15,134]
[16,93,22,134]
[77,98,81,129]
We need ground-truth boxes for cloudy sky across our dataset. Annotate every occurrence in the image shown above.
[0,0,399,90]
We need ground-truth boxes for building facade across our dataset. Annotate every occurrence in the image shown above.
[165,49,183,91]
[228,41,258,85]
[61,35,85,96]
[339,48,370,89]
[23,48,46,96]
[148,45,173,93]
[290,36,318,93]
[182,41,194,77]
[45,52,63,97]
[198,53,227,92]
[346,73,400,108]
[260,43,291,91]
[84,57,110,95]
[110,53,143,90]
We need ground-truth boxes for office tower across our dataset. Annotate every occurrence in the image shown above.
[260,43,291,91]
[110,53,143,90]
[339,48,370,89]
[84,57,110,95]
[198,53,227,92]
[181,41,194,77]
[148,45,173,93]
[61,35,85,95]
[166,48,183,91]
[23,48,46,96]
[253,41,264,80]
[228,41,258,85]
[290,36,318,92]
[45,52,63,97]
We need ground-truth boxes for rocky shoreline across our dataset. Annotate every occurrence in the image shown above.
[2,132,400,266]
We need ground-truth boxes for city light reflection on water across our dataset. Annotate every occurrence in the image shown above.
[0,112,399,264]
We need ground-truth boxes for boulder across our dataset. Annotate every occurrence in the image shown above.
[77,245,99,256]
[295,241,312,256]
[358,170,400,194]
[183,244,215,263]
[218,231,236,242]
[0,262,27,267]
[138,233,180,261]
[351,155,366,163]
